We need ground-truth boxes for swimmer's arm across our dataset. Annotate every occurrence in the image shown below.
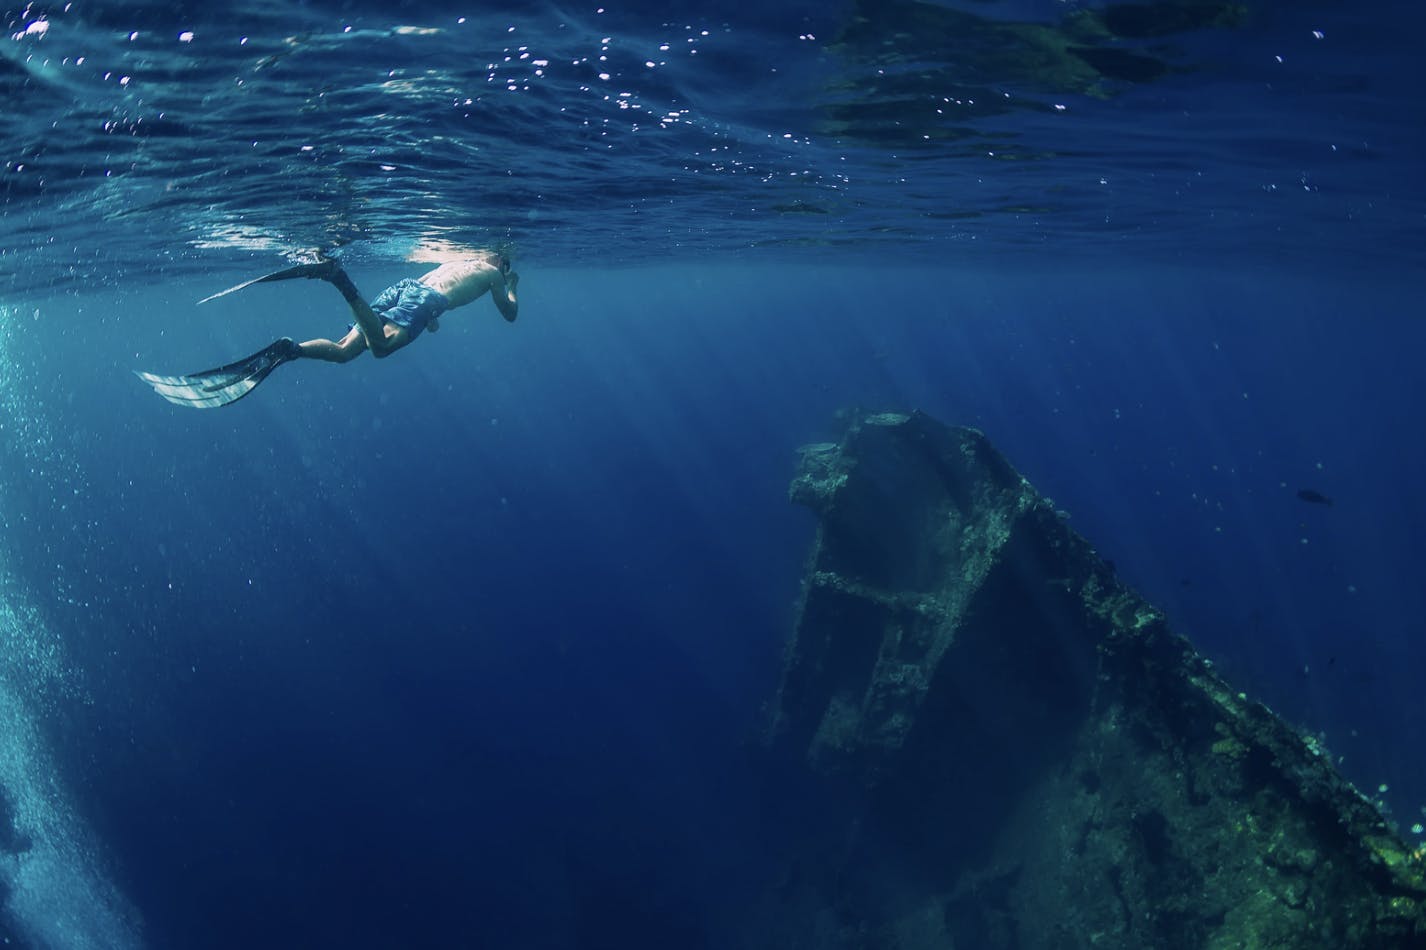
[490,270,518,323]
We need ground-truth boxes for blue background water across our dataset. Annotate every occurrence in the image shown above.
[2,1,1424,948]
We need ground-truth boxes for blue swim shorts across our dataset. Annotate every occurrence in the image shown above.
[366,278,450,341]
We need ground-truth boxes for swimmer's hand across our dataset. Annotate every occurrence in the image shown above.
[427,317,440,333]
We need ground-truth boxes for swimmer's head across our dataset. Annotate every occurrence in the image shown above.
[485,248,513,274]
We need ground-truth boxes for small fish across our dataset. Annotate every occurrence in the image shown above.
[1297,488,1334,507]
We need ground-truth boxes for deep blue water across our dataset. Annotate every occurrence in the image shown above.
[2,1,1424,948]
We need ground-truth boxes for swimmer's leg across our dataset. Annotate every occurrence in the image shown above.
[297,327,367,363]
[243,260,412,359]
[322,267,410,359]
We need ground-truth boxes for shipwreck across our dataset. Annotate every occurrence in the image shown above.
[758,411,1426,949]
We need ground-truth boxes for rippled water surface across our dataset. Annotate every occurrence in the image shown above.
[4,0,1423,294]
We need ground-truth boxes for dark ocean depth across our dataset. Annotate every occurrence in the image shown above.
[2,1,1424,948]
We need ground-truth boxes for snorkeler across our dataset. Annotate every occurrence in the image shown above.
[136,253,519,409]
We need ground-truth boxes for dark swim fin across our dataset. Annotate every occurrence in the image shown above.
[136,338,303,409]
[196,261,339,305]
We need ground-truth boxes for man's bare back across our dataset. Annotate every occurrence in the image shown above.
[419,256,519,311]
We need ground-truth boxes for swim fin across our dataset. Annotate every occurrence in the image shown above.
[196,260,339,305]
[136,338,303,409]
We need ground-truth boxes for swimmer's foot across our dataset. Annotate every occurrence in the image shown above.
[136,337,305,409]
[224,261,344,287]
[302,258,343,281]
[195,257,348,304]
[277,259,342,281]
